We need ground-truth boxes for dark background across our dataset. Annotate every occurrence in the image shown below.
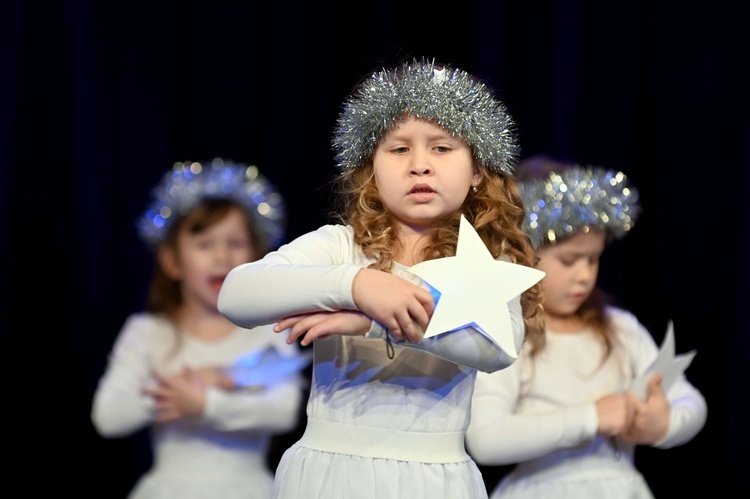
[1,1,746,496]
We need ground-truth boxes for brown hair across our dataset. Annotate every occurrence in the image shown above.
[145,198,263,318]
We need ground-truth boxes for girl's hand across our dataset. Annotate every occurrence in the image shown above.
[189,367,235,390]
[275,310,371,346]
[595,392,637,436]
[620,373,670,444]
[351,268,434,343]
[143,368,207,422]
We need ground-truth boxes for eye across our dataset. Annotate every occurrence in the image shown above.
[393,146,409,154]
[228,238,250,249]
[434,145,452,153]
[195,239,213,250]
[560,256,577,266]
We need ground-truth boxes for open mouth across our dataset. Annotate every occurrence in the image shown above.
[210,276,226,293]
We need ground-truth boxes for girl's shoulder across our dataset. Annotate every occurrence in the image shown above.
[118,312,175,342]
[604,305,639,326]
[605,305,654,343]
[280,223,370,264]
[294,223,354,241]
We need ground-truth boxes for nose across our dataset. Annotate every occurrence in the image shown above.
[214,244,232,265]
[409,149,432,176]
[575,261,598,284]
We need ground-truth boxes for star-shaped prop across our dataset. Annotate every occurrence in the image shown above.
[224,346,312,389]
[409,215,545,357]
[629,320,696,400]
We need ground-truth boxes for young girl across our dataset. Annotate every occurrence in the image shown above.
[91,158,307,499]
[466,155,708,498]
[217,59,545,499]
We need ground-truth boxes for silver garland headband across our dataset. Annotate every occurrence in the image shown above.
[332,58,519,175]
[136,158,287,251]
[519,165,641,249]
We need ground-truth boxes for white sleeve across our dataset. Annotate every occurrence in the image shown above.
[655,373,708,448]
[202,376,304,433]
[365,294,526,373]
[91,316,156,437]
[615,310,708,448]
[466,359,598,466]
[201,335,307,433]
[219,225,363,328]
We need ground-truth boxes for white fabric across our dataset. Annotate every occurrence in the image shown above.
[466,307,707,498]
[218,224,528,499]
[299,417,468,462]
[91,313,305,499]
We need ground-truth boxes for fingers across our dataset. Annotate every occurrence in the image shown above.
[274,314,308,333]
[352,269,435,338]
[280,311,372,346]
[647,373,664,395]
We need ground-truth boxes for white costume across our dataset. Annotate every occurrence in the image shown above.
[218,224,527,499]
[466,307,707,499]
[91,313,305,499]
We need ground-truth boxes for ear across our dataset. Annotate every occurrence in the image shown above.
[157,245,182,280]
[471,169,483,187]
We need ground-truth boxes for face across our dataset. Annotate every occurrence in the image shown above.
[535,229,607,320]
[165,207,258,313]
[372,117,481,232]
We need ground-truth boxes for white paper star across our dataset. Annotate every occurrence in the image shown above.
[630,321,696,400]
[409,215,545,357]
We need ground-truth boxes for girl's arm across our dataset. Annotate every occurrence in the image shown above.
[620,311,707,448]
[218,225,364,328]
[219,224,434,342]
[466,361,599,465]
[91,315,158,437]
[201,332,307,433]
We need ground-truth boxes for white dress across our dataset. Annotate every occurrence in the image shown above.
[91,313,306,499]
[218,224,528,499]
[466,307,707,499]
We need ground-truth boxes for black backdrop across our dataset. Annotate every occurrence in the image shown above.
[1,1,747,496]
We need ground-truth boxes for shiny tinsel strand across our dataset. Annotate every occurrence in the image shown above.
[136,158,287,251]
[332,58,519,175]
[519,165,641,249]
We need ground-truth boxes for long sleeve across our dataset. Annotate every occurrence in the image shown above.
[466,308,707,467]
[219,224,527,373]
[655,374,707,448]
[92,314,307,438]
[219,225,364,328]
[617,311,708,448]
[202,378,302,433]
[466,360,599,465]
[91,315,157,437]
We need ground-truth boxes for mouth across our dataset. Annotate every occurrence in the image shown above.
[209,275,226,293]
[409,184,435,194]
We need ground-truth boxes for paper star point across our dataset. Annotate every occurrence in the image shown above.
[630,320,696,400]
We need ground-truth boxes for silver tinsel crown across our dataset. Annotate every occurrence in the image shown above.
[136,158,287,250]
[332,58,519,175]
[520,166,641,249]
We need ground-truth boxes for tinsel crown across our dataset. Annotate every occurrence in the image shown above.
[519,166,641,249]
[332,58,519,175]
[136,158,287,251]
